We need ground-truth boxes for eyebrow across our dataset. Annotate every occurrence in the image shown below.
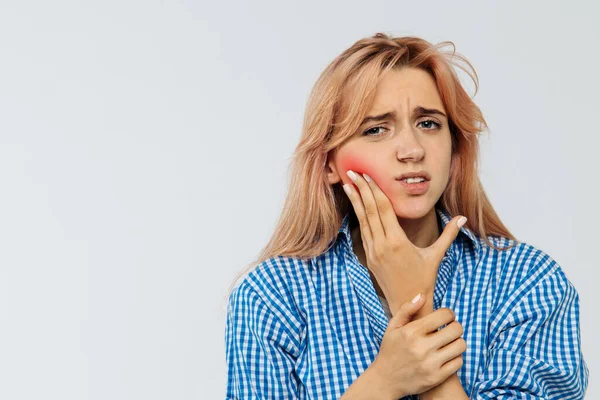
[360,106,447,126]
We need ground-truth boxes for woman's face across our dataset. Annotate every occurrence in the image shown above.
[327,67,453,220]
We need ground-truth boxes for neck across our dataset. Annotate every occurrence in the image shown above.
[397,208,441,248]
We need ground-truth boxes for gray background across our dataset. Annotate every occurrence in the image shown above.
[0,0,597,399]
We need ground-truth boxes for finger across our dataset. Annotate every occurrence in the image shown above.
[362,173,409,243]
[417,307,455,334]
[388,292,425,328]
[342,179,373,247]
[439,354,464,379]
[428,215,466,261]
[347,170,385,243]
[436,337,467,366]
[428,320,463,350]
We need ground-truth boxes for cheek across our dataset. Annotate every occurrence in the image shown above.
[337,154,395,199]
[338,154,373,188]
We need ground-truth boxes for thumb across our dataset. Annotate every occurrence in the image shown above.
[431,215,467,258]
[388,293,425,328]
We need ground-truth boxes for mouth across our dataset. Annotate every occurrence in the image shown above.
[395,171,431,182]
[397,176,429,184]
[396,177,430,194]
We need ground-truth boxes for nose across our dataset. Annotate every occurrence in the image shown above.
[396,128,425,163]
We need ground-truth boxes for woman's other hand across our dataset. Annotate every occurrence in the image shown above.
[371,294,466,398]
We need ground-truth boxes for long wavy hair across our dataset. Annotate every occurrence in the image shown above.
[225,32,518,299]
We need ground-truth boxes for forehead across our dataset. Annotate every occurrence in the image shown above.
[371,67,444,110]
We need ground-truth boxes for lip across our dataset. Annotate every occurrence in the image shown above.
[397,179,430,194]
[395,171,431,181]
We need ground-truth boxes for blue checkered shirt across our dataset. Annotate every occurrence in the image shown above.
[225,208,589,399]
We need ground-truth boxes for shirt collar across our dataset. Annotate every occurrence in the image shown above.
[333,207,481,257]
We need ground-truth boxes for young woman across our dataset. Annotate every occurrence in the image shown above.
[224,33,589,399]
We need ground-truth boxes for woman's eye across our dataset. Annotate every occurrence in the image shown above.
[363,120,441,137]
[418,119,442,130]
[362,126,388,136]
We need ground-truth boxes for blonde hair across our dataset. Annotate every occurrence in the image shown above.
[226,32,518,299]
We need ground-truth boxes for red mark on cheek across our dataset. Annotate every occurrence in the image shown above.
[338,154,395,202]
[338,154,370,187]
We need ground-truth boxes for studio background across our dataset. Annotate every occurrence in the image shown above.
[0,0,596,399]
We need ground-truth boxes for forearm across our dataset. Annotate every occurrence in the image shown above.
[340,365,397,400]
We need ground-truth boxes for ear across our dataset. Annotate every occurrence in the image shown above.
[325,151,342,185]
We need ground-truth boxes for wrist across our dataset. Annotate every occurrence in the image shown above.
[341,361,398,400]
[380,285,433,309]
[364,361,405,400]
[420,373,468,400]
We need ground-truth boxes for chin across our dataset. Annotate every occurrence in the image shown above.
[391,199,435,220]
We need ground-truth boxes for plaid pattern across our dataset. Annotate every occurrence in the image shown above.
[225,207,589,399]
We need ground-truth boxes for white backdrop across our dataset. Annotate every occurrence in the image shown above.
[0,0,597,399]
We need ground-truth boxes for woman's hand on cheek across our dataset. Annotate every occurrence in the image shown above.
[342,169,467,317]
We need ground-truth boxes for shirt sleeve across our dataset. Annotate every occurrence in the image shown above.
[225,280,300,400]
[470,266,589,399]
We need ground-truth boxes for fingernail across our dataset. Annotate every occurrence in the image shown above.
[457,216,467,228]
[343,184,352,195]
[411,293,421,303]
[346,170,357,181]
[363,173,371,183]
